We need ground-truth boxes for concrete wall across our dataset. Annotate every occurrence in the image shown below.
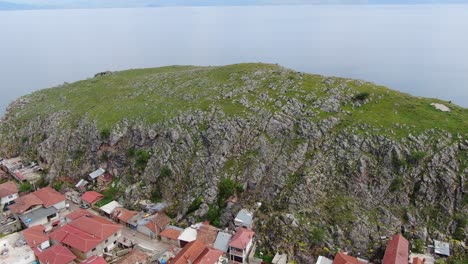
[82,229,121,260]
[52,200,66,211]
[161,237,179,246]
[1,193,18,205]
[0,215,21,234]
[137,225,155,239]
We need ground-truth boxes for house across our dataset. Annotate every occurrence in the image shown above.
[14,165,43,183]
[213,231,232,253]
[234,209,253,229]
[136,212,171,238]
[97,173,114,190]
[434,240,450,257]
[333,252,367,264]
[112,207,138,227]
[160,226,184,246]
[170,240,206,264]
[0,157,23,173]
[49,212,122,260]
[117,249,150,264]
[10,187,66,228]
[99,200,122,217]
[0,232,36,264]
[0,181,19,207]
[88,168,106,182]
[21,225,50,251]
[178,226,198,248]
[272,252,288,264]
[81,255,108,264]
[65,190,81,204]
[36,244,76,264]
[382,234,409,264]
[196,221,218,247]
[75,179,89,192]
[81,191,104,207]
[193,248,224,264]
[65,208,93,222]
[228,228,255,263]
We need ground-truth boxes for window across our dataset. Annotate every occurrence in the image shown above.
[105,239,108,243]
[92,248,96,252]
[114,233,117,236]
[8,195,13,199]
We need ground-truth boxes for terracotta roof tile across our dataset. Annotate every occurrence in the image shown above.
[146,212,171,233]
[228,228,255,250]
[160,228,182,240]
[113,208,139,223]
[21,225,49,248]
[37,244,76,264]
[170,240,206,264]
[0,181,18,197]
[197,223,218,247]
[34,187,66,208]
[81,255,108,264]
[66,209,93,221]
[382,234,409,264]
[333,253,363,264]
[9,192,43,214]
[194,248,223,264]
[81,191,104,204]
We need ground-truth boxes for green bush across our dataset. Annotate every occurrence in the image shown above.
[310,227,326,245]
[150,189,162,203]
[187,197,202,214]
[412,239,425,253]
[135,150,151,170]
[353,92,370,101]
[100,128,111,139]
[160,166,172,178]
[19,182,33,192]
[53,181,63,191]
[217,178,237,207]
[390,176,404,192]
[206,206,221,227]
[407,151,426,165]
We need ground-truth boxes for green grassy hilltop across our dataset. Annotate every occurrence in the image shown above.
[9,63,468,137]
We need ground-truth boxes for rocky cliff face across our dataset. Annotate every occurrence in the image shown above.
[0,64,466,262]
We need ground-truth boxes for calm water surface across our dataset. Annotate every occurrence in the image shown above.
[1,5,468,115]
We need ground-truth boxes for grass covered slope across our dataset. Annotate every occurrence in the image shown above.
[7,63,468,137]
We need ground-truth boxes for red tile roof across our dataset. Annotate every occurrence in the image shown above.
[197,223,218,247]
[170,240,207,264]
[333,253,362,264]
[9,192,43,214]
[0,181,18,197]
[160,228,182,240]
[382,234,409,264]
[146,212,171,233]
[113,208,138,223]
[50,213,121,253]
[81,255,108,264]
[117,249,150,264]
[66,209,93,221]
[21,225,49,248]
[228,228,255,250]
[34,187,66,208]
[194,248,223,264]
[37,244,76,264]
[413,257,423,264]
[81,191,104,204]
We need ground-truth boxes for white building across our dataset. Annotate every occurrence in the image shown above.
[0,232,36,264]
[228,228,255,264]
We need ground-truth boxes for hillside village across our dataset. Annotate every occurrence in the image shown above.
[0,156,459,264]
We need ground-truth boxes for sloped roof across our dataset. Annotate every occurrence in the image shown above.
[235,209,253,226]
[9,192,43,214]
[145,212,171,233]
[178,227,197,243]
[333,252,362,264]
[113,208,139,223]
[197,222,218,247]
[213,231,232,253]
[81,255,108,264]
[228,228,255,250]
[34,187,66,207]
[50,214,121,253]
[434,240,450,256]
[0,181,18,197]
[89,168,106,179]
[81,191,104,204]
[37,244,76,264]
[66,209,93,221]
[171,240,206,264]
[382,234,409,264]
[100,200,122,214]
[194,248,223,264]
[160,228,182,240]
[117,249,150,264]
[21,225,49,248]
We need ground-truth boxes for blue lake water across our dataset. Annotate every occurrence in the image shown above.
[1,5,467,115]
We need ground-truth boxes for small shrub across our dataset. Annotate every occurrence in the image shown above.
[407,151,426,165]
[206,206,221,227]
[100,128,111,139]
[53,181,63,191]
[390,176,404,192]
[19,182,33,192]
[160,166,172,178]
[187,197,202,215]
[412,239,425,253]
[310,227,326,245]
[217,178,237,207]
[353,92,370,101]
[135,150,151,170]
[36,175,49,188]
[150,189,162,203]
